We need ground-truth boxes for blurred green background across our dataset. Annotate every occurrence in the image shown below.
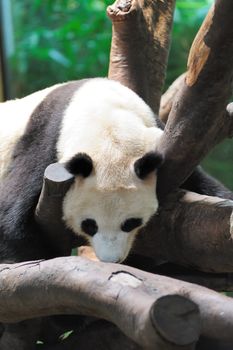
[2,0,233,189]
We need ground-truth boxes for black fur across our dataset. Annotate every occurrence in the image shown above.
[121,218,142,232]
[134,151,163,180]
[81,219,98,236]
[182,166,233,199]
[0,79,88,263]
[65,153,93,177]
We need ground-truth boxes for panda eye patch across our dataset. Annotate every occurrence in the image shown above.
[121,218,143,232]
[81,219,98,237]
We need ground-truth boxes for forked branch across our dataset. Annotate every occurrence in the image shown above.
[157,0,233,199]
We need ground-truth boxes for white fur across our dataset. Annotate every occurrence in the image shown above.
[0,83,63,179]
[60,79,163,263]
[57,78,163,189]
[64,180,158,262]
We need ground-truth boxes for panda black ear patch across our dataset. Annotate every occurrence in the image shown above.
[134,151,163,180]
[65,153,93,178]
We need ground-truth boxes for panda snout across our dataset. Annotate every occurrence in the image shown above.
[92,232,131,263]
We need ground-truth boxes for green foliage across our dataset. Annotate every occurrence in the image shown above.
[10,0,112,97]
[10,0,213,96]
[59,330,74,340]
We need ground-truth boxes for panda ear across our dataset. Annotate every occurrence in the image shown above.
[134,151,163,180]
[65,153,93,178]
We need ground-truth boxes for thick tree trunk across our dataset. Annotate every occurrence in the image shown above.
[2,257,233,344]
[107,0,175,114]
[0,257,201,350]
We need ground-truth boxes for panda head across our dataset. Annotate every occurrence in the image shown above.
[63,151,163,263]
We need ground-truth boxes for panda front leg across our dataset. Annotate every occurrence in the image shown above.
[0,319,42,350]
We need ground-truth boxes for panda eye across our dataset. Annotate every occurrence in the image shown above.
[81,219,98,237]
[121,218,143,232]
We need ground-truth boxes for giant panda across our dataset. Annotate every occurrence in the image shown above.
[0,78,164,264]
[2,77,232,347]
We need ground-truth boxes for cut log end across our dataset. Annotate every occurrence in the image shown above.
[226,102,233,138]
[150,295,201,346]
[42,162,75,198]
[230,211,233,240]
[45,162,74,184]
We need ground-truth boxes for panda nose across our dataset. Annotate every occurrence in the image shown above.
[92,232,128,263]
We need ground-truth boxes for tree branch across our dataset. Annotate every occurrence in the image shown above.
[159,73,186,124]
[133,190,233,272]
[107,0,175,114]
[34,163,86,256]
[124,260,233,292]
[160,76,233,135]
[2,257,233,345]
[157,0,233,199]
[0,257,200,350]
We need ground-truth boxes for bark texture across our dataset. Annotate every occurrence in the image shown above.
[2,257,233,343]
[160,76,233,129]
[159,73,186,124]
[0,257,201,350]
[133,191,233,272]
[107,0,175,114]
[34,163,75,256]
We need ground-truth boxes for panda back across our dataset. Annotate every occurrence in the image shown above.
[0,83,65,179]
